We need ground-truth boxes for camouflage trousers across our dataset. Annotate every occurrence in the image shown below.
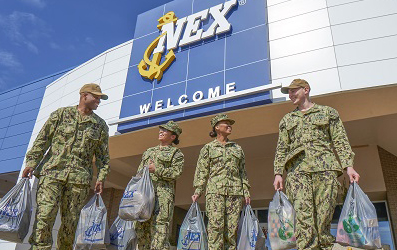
[206,193,242,250]
[286,170,340,250]
[136,191,174,250]
[29,177,90,250]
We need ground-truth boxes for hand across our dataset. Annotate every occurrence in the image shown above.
[148,159,156,173]
[22,167,34,179]
[273,175,283,191]
[245,197,251,205]
[95,181,103,194]
[192,194,199,202]
[347,167,360,183]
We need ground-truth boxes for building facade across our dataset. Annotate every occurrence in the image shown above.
[1,0,397,249]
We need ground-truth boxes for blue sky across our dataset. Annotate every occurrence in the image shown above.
[0,0,171,93]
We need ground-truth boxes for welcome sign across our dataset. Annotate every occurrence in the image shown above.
[116,0,275,132]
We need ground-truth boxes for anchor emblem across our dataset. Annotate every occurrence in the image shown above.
[138,12,177,81]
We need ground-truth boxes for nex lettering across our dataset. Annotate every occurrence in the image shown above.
[154,0,237,54]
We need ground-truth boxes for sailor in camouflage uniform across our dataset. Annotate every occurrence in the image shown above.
[192,114,251,250]
[135,120,184,250]
[273,79,360,250]
[22,83,110,250]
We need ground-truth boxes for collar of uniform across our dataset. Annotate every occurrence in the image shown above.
[291,103,319,116]
[211,139,235,147]
[156,144,174,151]
[74,105,98,124]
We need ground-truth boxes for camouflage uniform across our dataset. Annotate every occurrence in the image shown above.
[194,139,250,250]
[136,144,184,250]
[25,106,110,250]
[274,104,354,250]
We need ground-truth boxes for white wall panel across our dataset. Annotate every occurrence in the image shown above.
[101,84,125,103]
[271,47,337,79]
[335,36,397,66]
[66,55,106,83]
[267,0,289,7]
[270,27,333,59]
[328,0,397,25]
[102,54,130,78]
[95,100,123,122]
[108,124,118,137]
[100,69,128,91]
[104,41,133,63]
[326,0,361,7]
[268,9,330,40]
[339,58,397,90]
[271,67,341,100]
[44,77,67,98]
[331,14,397,45]
[268,0,326,23]
[64,67,104,96]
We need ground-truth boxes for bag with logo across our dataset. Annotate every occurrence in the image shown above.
[237,205,266,250]
[0,178,32,243]
[336,182,381,249]
[177,202,208,250]
[268,191,296,250]
[74,194,110,249]
[108,216,137,250]
[119,167,155,222]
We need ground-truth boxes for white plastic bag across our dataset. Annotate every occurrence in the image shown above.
[108,216,137,250]
[0,178,32,243]
[268,191,296,250]
[74,194,110,249]
[177,202,208,250]
[119,167,155,222]
[237,205,266,250]
[336,182,381,249]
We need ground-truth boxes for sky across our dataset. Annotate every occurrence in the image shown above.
[0,0,171,93]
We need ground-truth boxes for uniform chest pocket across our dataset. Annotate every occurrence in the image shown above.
[312,116,329,126]
[209,150,222,159]
[157,152,173,165]
[86,128,101,141]
[230,150,242,160]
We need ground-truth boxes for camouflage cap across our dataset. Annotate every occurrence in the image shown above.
[280,79,310,94]
[211,114,235,128]
[159,120,182,136]
[80,83,108,100]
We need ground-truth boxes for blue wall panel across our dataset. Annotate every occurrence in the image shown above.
[0,76,52,173]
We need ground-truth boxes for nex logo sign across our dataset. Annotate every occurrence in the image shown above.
[138,0,237,81]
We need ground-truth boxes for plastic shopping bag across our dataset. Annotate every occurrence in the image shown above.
[108,216,137,250]
[74,194,110,249]
[177,202,208,250]
[119,167,155,222]
[268,191,296,250]
[0,178,32,243]
[336,182,381,249]
[237,205,266,250]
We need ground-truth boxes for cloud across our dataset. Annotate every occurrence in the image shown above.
[0,51,22,69]
[85,37,95,46]
[19,0,46,9]
[0,11,51,54]
[49,42,61,49]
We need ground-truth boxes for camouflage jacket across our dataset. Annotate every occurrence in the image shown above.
[274,104,355,175]
[25,106,110,184]
[137,145,184,199]
[193,139,250,198]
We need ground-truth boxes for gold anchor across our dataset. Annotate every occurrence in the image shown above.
[138,12,178,81]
